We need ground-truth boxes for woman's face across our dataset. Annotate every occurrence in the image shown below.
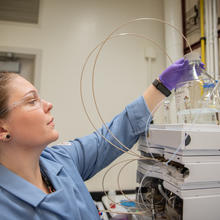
[4,75,59,149]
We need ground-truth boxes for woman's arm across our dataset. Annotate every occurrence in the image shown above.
[143,84,165,114]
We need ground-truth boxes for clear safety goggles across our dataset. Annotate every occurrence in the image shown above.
[0,91,43,115]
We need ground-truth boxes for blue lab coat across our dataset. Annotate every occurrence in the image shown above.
[0,96,151,220]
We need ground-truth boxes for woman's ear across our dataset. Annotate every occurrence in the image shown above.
[0,121,9,142]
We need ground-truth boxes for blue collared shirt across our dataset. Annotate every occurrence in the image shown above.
[0,96,151,220]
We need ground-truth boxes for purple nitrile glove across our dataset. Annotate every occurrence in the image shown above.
[159,58,205,91]
[159,58,190,91]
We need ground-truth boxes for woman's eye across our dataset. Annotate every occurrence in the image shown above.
[28,99,38,105]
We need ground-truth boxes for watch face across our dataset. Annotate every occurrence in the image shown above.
[153,79,159,87]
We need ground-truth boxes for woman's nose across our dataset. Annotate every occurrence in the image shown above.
[42,99,53,112]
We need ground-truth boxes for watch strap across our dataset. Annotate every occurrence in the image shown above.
[152,79,171,97]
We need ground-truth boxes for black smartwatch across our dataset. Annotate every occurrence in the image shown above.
[152,79,171,97]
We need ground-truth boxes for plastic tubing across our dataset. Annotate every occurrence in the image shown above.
[100,158,148,215]
[101,155,165,216]
[80,32,173,158]
[117,158,156,209]
[90,18,192,156]
[116,158,151,207]
[101,155,162,213]
[137,172,152,211]
[81,39,192,165]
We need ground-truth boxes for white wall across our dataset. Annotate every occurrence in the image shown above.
[0,0,166,191]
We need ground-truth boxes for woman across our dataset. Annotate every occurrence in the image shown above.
[0,58,191,219]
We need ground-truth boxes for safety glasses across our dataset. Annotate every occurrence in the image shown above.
[0,91,43,116]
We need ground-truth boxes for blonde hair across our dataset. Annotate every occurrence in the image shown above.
[0,72,17,118]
